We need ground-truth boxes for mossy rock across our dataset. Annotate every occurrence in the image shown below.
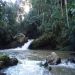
[29,33,57,49]
[0,55,10,62]
[0,55,18,69]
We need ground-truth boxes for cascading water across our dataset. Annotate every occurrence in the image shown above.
[0,40,75,75]
[3,59,75,75]
[4,60,52,75]
[10,39,33,50]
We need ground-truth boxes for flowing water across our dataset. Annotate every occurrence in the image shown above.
[0,40,75,75]
[8,40,33,50]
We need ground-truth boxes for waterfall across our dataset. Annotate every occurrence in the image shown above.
[10,39,33,50]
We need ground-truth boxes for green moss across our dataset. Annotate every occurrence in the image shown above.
[0,55,10,62]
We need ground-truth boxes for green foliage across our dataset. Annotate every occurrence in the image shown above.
[0,0,75,50]
[29,33,57,49]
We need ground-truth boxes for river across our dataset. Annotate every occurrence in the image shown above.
[0,40,75,75]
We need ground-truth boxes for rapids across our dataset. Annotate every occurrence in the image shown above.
[0,40,75,75]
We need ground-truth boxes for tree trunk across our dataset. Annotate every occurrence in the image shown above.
[60,0,64,17]
[65,0,69,28]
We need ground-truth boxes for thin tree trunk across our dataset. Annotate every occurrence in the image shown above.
[65,0,69,28]
[61,0,64,17]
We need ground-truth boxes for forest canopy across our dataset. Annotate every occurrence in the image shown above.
[0,0,75,50]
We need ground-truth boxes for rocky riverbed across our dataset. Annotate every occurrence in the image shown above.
[0,49,75,75]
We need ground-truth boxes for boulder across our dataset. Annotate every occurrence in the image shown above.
[14,33,28,43]
[29,33,57,50]
[46,52,61,65]
[0,55,10,69]
[0,55,18,69]
[9,58,18,66]
[7,33,28,48]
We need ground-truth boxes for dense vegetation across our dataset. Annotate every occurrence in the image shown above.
[0,0,75,50]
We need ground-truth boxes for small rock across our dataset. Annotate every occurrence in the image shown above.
[43,61,48,67]
[0,61,5,69]
[56,58,61,65]
[48,66,52,71]
[67,57,75,63]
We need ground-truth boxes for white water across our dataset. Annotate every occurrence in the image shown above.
[4,60,51,75]
[0,40,75,75]
[10,40,33,50]
[49,60,75,69]
[4,59,75,75]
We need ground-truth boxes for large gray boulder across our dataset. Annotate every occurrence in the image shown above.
[8,33,28,48]
[46,52,61,65]
[14,33,28,43]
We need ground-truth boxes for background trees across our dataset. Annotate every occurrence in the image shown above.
[0,0,75,50]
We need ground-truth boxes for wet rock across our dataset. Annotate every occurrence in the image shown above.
[46,52,61,65]
[0,72,6,75]
[7,33,28,49]
[0,55,18,69]
[0,61,5,69]
[0,55,10,69]
[67,57,75,63]
[29,33,57,50]
[48,66,52,71]
[41,61,52,71]
[56,58,61,65]
[43,61,48,67]
[9,58,18,66]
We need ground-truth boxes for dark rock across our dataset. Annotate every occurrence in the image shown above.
[67,57,75,63]
[0,55,18,69]
[0,33,28,49]
[9,58,18,66]
[0,61,5,69]
[40,61,52,71]
[29,33,57,50]
[48,66,52,71]
[56,58,61,65]
[43,61,48,67]
[0,55,10,68]
[7,33,28,49]
[0,72,6,75]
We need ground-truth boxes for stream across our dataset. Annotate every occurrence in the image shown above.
[0,40,75,75]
